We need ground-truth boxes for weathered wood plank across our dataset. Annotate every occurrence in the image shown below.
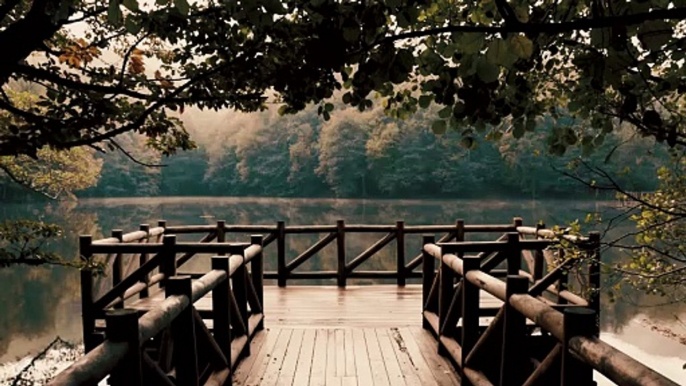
[363,328,391,386]
[260,329,293,386]
[335,329,345,377]
[243,329,285,386]
[293,329,316,386]
[393,328,441,386]
[344,328,356,377]
[351,328,373,386]
[407,327,461,386]
[375,328,406,386]
[326,330,338,385]
[387,328,422,386]
[276,329,305,386]
[309,329,328,386]
[237,329,281,386]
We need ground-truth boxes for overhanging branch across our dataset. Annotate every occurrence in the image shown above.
[379,6,686,45]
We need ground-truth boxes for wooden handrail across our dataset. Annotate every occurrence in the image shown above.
[421,233,678,386]
[55,243,265,386]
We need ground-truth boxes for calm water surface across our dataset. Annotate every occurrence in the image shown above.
[0,197,684,383]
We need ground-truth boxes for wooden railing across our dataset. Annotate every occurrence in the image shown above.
[51,243,264,386]
[421,232,678,386]
[162,219,519,287]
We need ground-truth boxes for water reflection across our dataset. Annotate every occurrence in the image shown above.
[0,197,684,379]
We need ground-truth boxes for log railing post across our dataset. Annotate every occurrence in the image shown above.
[211,256,231,361]
[160,235,177,286]
[337,220,346,288]
[500,275,529,386]
[513,216,523,229]
[139,224,150,298]
[166,276,199,386]
[558,249,568,305]
[396,220,406,287]
[106,309,142,386]
[422,234,435,330]
[506,232,521,275]
[533,222,545,281]
[217,220,226,256]
[438,245,454,354]
[456,219,465,243]
[277,221,286,287]
[232,251,249,353]
[112,229,124,309]
[461,256,481,384]
[588,231,601,328]
[79,235,98,353]
[158,220,167,234]
[251,235,265,325]
[561,308,597,386]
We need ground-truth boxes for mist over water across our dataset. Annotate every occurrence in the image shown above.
[0,196,684,383]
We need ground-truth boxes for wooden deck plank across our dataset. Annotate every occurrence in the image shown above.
[292,329,316,386]
[407,327,461,386]
[363,328,391,386]
[232,329,269,384]
[375,328,406,386]
[309,329,328,386]
[240,329,282,386]
[351,328,373,386]
[259,329,293,386]
[387,328,423,386]
[127,285,502,329]
[233,327,461,386]
[394,328,441,386]
[343,328,356,377]
[342,377,357,386]
[276,329,304,386]
[335,329,345,377]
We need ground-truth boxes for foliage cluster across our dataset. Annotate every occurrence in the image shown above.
[69,105,666,199]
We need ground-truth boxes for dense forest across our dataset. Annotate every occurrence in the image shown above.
[0,104,667,201]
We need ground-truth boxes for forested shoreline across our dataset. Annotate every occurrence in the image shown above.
[0,105,667,201]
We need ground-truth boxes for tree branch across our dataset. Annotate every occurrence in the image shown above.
[0,0,22,23]
[379,6,686,45]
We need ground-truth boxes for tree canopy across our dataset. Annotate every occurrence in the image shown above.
[2,0,686,157]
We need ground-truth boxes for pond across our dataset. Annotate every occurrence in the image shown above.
[0,197,684,384]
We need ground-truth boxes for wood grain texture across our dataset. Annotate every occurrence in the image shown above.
[234,328,460,386]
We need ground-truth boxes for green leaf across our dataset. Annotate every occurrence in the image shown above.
[476,60,500,83]
[512,125,525,139]
[125,17,142,34]
[486,39,517,67]
[174,0,190,16]
[438,106,452,119]
[514,5,529,23]
[342,23,360,43]
[418,95,432,108]
[431,120,447,135]
[510,35,534,59]
[262,0,285,14]
[456,33,485,55]
[325,103,334,112]
[108,0,123,26]
[638,20,672,51]
[278,105,288,116]
[122,0,139,11]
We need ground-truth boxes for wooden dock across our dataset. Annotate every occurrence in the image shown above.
[48,220,679,386]
[233,326,459,386]
[128,285,501,328]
